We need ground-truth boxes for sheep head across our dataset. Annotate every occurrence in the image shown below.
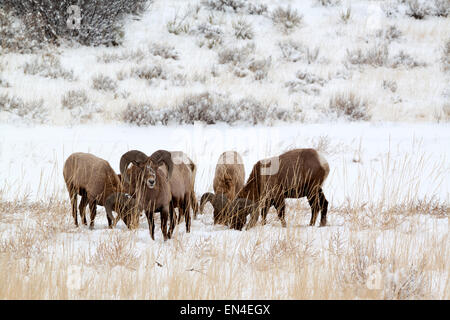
[120,149,173,188]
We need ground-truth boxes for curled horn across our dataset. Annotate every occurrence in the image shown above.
[119,150,148,184]
[149,150,173,180]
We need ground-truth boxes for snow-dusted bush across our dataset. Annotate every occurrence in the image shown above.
[233,19,254,40]
[382,80,398,93]
[339,6,352,24]
[433,0,449,17]
[131,65,165,81]
[218,44,254,65]
[285,70,327,95]
[279,40,307,62]
[271,6,303,33]
[378,25,402,43]
[0,7,44,53]
[2,0,151,46]
[194,21,224,49]
[61,89,102,123]
[97,48,147,63]
[150,43,179,60]
[329,92,370,121]
[123,92,299,126]
[346,44,389,67]
[0,93,47,123]
[316,0,341,6]
[247,57,271,80]
[390,51,426,68]
[201,0,245,12]
[167,12,191,35]
[92,74,118,92]
[23,53,76,81]
[246,3,268,15]
[442,39,450,72]
[406,0,432,19]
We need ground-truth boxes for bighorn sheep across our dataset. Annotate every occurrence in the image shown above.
[63,152,123,229]
[105,192,141,229]
[119,150,196,240]
[237,148,329,229]
[212,151,245,203]
[199,192,256,230]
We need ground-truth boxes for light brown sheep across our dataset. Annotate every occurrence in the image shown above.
[63,152,122,229]
[237,148,330,229]
[212,151,245,205]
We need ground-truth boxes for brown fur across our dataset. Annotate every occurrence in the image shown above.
[237,148,330,228]
[200,192,256,230]
[213,151,245,201]
[63,152,122,229]
[120,150,196,240]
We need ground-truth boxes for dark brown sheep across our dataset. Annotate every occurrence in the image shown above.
[104,192,141,229]
[120,150,195,240]
[212,151,245,202]
[63,152,123,229]
[199,192,256,231]
[237,148,330,229]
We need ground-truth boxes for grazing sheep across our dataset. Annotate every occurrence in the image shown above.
[212,151,245,202]
[63,152,122,229]
[120,150,195,240]
[199,192,256,230]
[237,148,330,229]
[104,192,141,229]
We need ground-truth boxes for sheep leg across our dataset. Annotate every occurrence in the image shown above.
[318,188,328,227]
[69,187,78,227]
[78,190,88,226]
[168,205,176,239]
[145,210,155,240]
[160,207,170,241]
[307,193,320,226]
[184,200,191,233]
[88,200,97,230]
[260,199,271,225]
[190,192,199,219]
[275,200,287,228]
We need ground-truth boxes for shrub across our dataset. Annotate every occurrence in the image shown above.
[123,92,299,126]
[406,0,432,19]
[150,43,179,60]
[390,51,426,68]
[380,25,402,42]
[271,6,303,33]
[233,19,254,40]
[433,0,449,17]
[0,7,44,53]
[346,44,389,67]
[0,93,47,123]
[279,40,307,62]
[218,44,254,65]
[329,92,370,121]
[92,74,118,92]
[23,53,76,81]
[382,80,398,93]
[97,48,147,63]
[201,0,245,12]
[2,0,151,46]
[246,3,268,15]
[61,89,102,123]
[285,70,327,95]
[339,7,352,24]
[316,0,341,6]
[194,21,224,49]
[167,12,191,35]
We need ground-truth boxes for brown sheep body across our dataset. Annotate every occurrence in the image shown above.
[237,148,330,229]
[212,151,245,202]
[120,150,195,240]
[63,152,124,228]
[105,192,141,229]
[199,192,256,231]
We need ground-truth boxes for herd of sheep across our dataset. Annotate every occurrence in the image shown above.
[63,148,330,240]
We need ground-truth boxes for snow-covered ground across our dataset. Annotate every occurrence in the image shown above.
[0,123,448,299]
